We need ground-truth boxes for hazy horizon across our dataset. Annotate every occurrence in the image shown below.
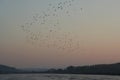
[0,0,120,68]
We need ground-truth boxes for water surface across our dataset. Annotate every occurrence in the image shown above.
[0,74,120,80]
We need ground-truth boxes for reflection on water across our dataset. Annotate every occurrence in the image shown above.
[0,74,120,80]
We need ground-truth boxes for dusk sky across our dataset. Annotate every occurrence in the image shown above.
[0,0,120,68]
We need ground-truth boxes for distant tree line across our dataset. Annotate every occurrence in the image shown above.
[46,63,120,75]
[0,65,19,74]
[1,63,120,75]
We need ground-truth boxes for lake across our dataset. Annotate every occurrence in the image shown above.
[0,74,119,80]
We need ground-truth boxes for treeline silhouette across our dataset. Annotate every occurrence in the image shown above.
[47,63,120,75]
[0,65,19,74]
[1,63,120,75]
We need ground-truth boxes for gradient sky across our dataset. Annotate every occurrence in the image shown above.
[0,0,120,68]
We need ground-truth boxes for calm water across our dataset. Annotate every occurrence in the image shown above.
[0,74,120,80]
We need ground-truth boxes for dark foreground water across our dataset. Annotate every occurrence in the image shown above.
[0,74,120,80]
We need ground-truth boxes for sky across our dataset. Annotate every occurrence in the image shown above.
[0,0,120,68]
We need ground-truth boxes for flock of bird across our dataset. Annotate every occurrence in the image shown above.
[20,0,82,53]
